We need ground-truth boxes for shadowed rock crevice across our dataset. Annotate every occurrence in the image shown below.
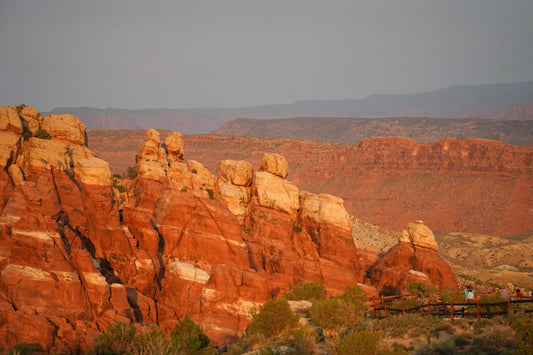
[126,287,144,323]
[150,219,166,290]
[94,258,122,285]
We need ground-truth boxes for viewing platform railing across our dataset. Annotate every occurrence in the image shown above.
[371,296,533,320]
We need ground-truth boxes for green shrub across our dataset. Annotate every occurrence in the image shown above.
[283,282,326,301]
[135,325,171,354]
[471,329,516,354]
[510,312,533,355]
[335,285,368,325]
[116,185,127,193]
[407,282,437,305]
[22,129,33,140]
[453,333,472,347]
[34,129,51,140]
[206,189,214,199]
[274,327,317,355]
[170,315,213,354]
[92,321,138,354]
[126,166,138,179]
[439,286,464,303]
[412,337,455,355]
[391,298,417,311]
[246,298,298,338]
[9,343,41,355]
[309,299,346,329]
[336,331,379,355]
[191,168,198,174]
[293,225,302,234]
[337,284,368,309]
[479,294,508,313]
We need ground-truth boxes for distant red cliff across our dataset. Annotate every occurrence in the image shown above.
[89,131,533,236]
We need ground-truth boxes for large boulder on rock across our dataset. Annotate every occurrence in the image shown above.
[252,171,299,215]
[220,160,253,186]
[259,153,289,178]
[19,106,43,133]
[75,158,112,186]
[371,221,457,295]
[41,114,87,145]
[0,106,22,134]
[299,192,352,232]
[164,132,184,162]
[399,220,439,251]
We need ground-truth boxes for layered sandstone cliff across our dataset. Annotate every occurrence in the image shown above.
[0,107,456,353]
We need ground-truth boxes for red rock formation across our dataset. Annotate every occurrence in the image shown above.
[0,106,457,352]
[89,131,533,236]
[371,221,458,295]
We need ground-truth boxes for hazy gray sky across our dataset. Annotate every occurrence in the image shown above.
[1,0,532,111]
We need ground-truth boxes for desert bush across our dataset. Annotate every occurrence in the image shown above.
[407,282,437,305]
[134,325,171,354]
[272,327,317,355]
[471,329,516,354]
[439,286,464,303]
[90,317,215,355]
[412,336,456,355]
[336,330,379,355]
[293,225,302,234]
[510,312,533,355]
[116,185,127,193]
[34,129,51,140]
[169,314,214,354]
[126,166,138,179]
[15,104,27,113]
[206,189,214,199]
[479,294,508,314]
[337,285,368,311]
[371,313,427,338]
[308,299,346,329]
[8,343,41,355]
[391,298,417,311]
[429,321,454,338]
[283,282,326,301]
[453,333,472,347]
[246,298,298,338]
[92,321,138,354]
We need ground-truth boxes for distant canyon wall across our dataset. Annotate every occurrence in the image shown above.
[456,103,533,121]
[88,131,533,236]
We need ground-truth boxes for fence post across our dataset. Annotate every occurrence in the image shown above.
[385,305,389,318]
[476,300,481,321]
[450,301,454,321]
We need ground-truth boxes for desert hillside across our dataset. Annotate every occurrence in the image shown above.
[88,130,533,236]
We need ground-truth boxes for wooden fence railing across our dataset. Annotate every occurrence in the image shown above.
[372,297,533,320]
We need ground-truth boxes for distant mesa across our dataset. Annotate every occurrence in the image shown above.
[46,81,533,135]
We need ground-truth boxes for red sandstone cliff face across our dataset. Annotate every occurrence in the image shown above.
[0,107,457,352]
